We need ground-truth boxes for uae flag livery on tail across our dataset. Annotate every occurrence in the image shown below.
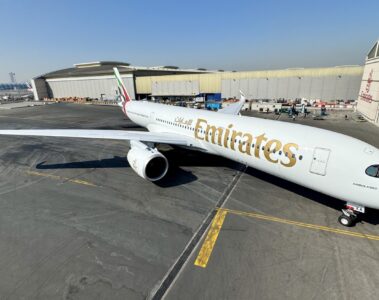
[113,67,131,114]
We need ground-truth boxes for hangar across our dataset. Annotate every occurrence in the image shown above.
[31,61,205,101]
[137,66,363,101]
[33,62,363,103]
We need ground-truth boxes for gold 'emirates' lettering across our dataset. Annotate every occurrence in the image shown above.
[239,133,253,155]
[230,130,243,151]
[254,134,267,158]
[223,124,233,148]
[205,125,223,145]
[264,139,282,163]
[280,143,299,167]
[195,118,207,140]
[194,118,300,168]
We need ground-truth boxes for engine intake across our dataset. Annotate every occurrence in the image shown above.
[127,140,168,181]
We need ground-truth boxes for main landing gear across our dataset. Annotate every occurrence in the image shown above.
[338,203,365,227]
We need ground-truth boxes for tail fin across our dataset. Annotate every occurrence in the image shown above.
[113,67,132,109]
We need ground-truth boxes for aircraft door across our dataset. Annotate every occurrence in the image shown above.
[310,147,331,176]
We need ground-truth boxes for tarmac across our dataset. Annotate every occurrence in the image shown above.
[0,101,50,110]
[0,103,379,299]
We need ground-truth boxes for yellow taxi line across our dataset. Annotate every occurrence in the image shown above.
[194,207,379,269]
[25,170,98,187]
[194,209,228,268]
[220,208,379,241]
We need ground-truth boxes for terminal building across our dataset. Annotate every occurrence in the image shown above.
[0,83,33,99]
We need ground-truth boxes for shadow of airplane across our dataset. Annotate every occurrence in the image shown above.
[36,156,129,169]
[244,167,379,226]
[34,148,378,225]
[35,153,199,187]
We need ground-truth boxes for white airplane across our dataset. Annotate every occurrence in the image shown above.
[0,68,378,227]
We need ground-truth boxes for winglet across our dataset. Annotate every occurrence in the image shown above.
[218,90,246,115]
[113,67,132,113]
[239,90,245,101]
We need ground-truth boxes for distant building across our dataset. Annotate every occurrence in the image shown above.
[0,83,29,91]
[0,83,32,99]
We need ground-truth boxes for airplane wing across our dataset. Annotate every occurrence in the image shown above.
[0,129,195,146]
[218,91,246,115]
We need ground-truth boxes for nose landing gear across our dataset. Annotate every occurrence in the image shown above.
[338,203,365,227]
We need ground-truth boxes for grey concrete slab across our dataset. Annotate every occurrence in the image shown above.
[2,104,379,300]
[166,110,379,300]
[0,101,50,110]
[0,104,239,299]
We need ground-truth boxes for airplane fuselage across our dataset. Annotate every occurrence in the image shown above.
[125,101,379,210]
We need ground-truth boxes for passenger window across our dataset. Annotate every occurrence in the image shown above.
[365,165,379,178]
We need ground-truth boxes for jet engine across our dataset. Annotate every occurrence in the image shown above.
[127,140,169,181]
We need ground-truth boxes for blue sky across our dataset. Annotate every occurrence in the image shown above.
[0,0,378,82]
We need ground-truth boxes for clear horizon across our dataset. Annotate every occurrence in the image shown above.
[0,0,378,82]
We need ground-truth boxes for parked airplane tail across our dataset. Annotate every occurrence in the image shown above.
[113,67,132,110]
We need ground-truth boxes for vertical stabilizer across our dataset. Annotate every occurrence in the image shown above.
[113,67,132,113]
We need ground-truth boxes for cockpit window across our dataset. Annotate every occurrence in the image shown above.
[366,165,379,177]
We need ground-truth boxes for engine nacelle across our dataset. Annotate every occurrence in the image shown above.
[127,140,169,181]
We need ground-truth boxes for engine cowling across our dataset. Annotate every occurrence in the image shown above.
[127,140,169,181]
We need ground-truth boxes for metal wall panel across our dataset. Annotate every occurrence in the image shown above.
[298,77,312,99]
[31,78,49,100]
[347,76,362,100]
[136,66,363,94]
[221,74,362,101]
[46,75,135,100]
[277,77,289,99]
[309,77,323,99]
[334,76,348,99]
[321,76,337,100]
[221,79,231,98]
[267,78,278,99]
[248,78,259,99]
[287,77,301,99]
[257,78,268,99]
[231,79,241,98]
[151,80,199,96]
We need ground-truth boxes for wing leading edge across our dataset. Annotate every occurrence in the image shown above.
[0,129,194,146]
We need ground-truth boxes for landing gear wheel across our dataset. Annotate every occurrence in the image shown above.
[338,215,354,227]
